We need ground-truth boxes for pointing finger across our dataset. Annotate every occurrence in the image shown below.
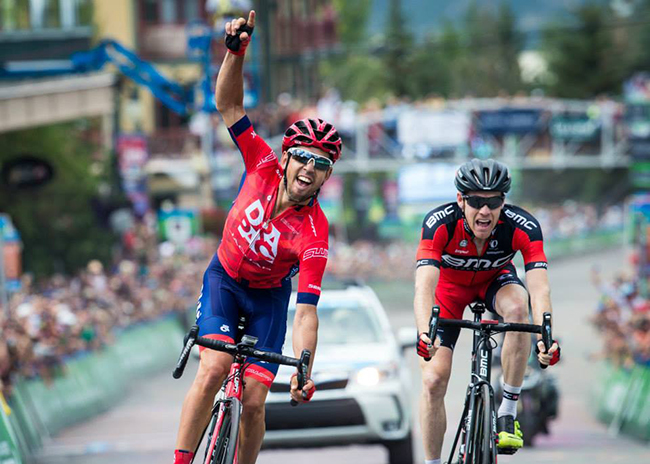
[248,10,256,28]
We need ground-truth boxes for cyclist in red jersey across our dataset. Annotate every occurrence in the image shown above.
[414,159,561,463]
[173,11,343,464]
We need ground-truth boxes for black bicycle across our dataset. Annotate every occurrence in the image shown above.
[426,302,552,464]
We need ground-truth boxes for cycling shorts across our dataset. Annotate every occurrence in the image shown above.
[195,253,292,388]
[435,263,525,350]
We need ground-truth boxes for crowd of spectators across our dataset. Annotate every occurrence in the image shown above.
[0,225,215,396]
[591,268,650,368]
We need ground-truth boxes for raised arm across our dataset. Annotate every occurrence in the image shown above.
[215,10,255,127]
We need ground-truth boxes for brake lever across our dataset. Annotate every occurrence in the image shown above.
[290,349,312,406]
[539,312,552,370]
[425,306,440,362]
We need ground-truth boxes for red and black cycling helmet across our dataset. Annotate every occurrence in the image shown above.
[282,118,342,162]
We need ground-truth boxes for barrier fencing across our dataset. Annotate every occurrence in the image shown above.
[1,315,184,462]
[595,363,650,441]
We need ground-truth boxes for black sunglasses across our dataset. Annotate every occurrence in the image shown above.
[289,148,333,172]
[463,195,505,210]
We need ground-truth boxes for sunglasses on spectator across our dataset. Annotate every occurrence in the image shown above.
[463,195,505,210]
[289,148,333,172]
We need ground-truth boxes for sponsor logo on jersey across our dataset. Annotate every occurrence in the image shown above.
[533,262,548,269]
[426,205,455,228]
[490,239,498,248]
[308,214,318,237]
[256,151,276,168]
[308,283,322,291]
[221,324,230,333]
[504,208,538,231]
[441,252,515,270]
[303,247,328,260]
[455,249,470,254]
[237,199,280,264]
[459,239,468,247]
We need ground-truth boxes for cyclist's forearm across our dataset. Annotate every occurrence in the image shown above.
[414,266,439,333]
[292,303,318,374]
[215,52,246,126]
[526,269,553,326]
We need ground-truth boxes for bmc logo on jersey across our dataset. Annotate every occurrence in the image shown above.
[504,209,538,231]
[426,205,455,228]
[303,247,328,260]
[442,253,516,270]
[238,199,280,264]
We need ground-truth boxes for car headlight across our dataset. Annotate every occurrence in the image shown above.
[354,363,398,387]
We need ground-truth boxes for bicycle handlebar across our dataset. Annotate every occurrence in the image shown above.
[426,305,553,369]
[173,326,311,405]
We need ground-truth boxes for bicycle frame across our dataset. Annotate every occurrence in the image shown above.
[447,307,498,464]
[203,354,247,464]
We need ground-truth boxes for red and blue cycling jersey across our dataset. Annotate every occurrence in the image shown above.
[217,115,330,305]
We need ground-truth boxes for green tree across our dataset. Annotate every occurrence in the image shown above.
[0,121,118,277]
[321,0,391,102]
[542,3,633,98]
[383,0,414,98]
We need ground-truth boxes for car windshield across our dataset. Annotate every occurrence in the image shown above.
[286,299,383,346]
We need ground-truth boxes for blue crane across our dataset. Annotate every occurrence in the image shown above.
[0,21,219,115]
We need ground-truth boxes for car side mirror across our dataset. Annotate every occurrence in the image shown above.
[397,326,416,351]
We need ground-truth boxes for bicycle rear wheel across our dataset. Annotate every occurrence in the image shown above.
[203,397,241,464]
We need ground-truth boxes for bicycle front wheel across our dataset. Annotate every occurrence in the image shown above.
[204,397,241,464]
[464,383,495,464]
[473,384,496,464]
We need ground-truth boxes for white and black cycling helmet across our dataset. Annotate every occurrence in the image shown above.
[454,158,511,194]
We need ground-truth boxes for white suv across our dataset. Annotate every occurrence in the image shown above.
[263,284,414,464]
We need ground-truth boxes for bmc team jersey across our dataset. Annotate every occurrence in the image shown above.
[217,115,330,306]
[416,202,547,324]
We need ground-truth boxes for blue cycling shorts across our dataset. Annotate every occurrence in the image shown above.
[195,253,292,387]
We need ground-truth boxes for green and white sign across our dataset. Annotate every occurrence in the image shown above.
[158,209,199,244]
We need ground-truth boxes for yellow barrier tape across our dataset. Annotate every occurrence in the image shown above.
[0,391,11,415]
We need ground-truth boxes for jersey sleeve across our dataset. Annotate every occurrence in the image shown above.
[507,207,548,271]
[297,239,328,305]
[296,211,330,306]
[228,115,277,174]
[416,208,452,268]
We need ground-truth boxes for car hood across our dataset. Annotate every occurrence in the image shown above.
[275,342,398,381]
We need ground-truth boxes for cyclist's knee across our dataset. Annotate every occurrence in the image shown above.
[422,371,450,398]
[195,353,230,391]
[497,296,528,322]
[241,391,267,422]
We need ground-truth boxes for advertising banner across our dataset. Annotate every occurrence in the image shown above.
[398,163,457,204]
[117,134,150,216]
[550,115,600,141]
[477,109,544,135]
[397,109,470,148]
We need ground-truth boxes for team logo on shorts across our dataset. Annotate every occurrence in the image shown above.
[490,240,498,248]
[459,240,468,247]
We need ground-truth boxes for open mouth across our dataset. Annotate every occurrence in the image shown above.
[476,219,491,229]
[296,175,313,189]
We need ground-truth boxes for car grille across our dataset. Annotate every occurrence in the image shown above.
[265,398,365,430]
[270,378,348,393]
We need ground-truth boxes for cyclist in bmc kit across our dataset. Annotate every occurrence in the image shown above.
[173,11,343,464]
[414,159,561,464]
